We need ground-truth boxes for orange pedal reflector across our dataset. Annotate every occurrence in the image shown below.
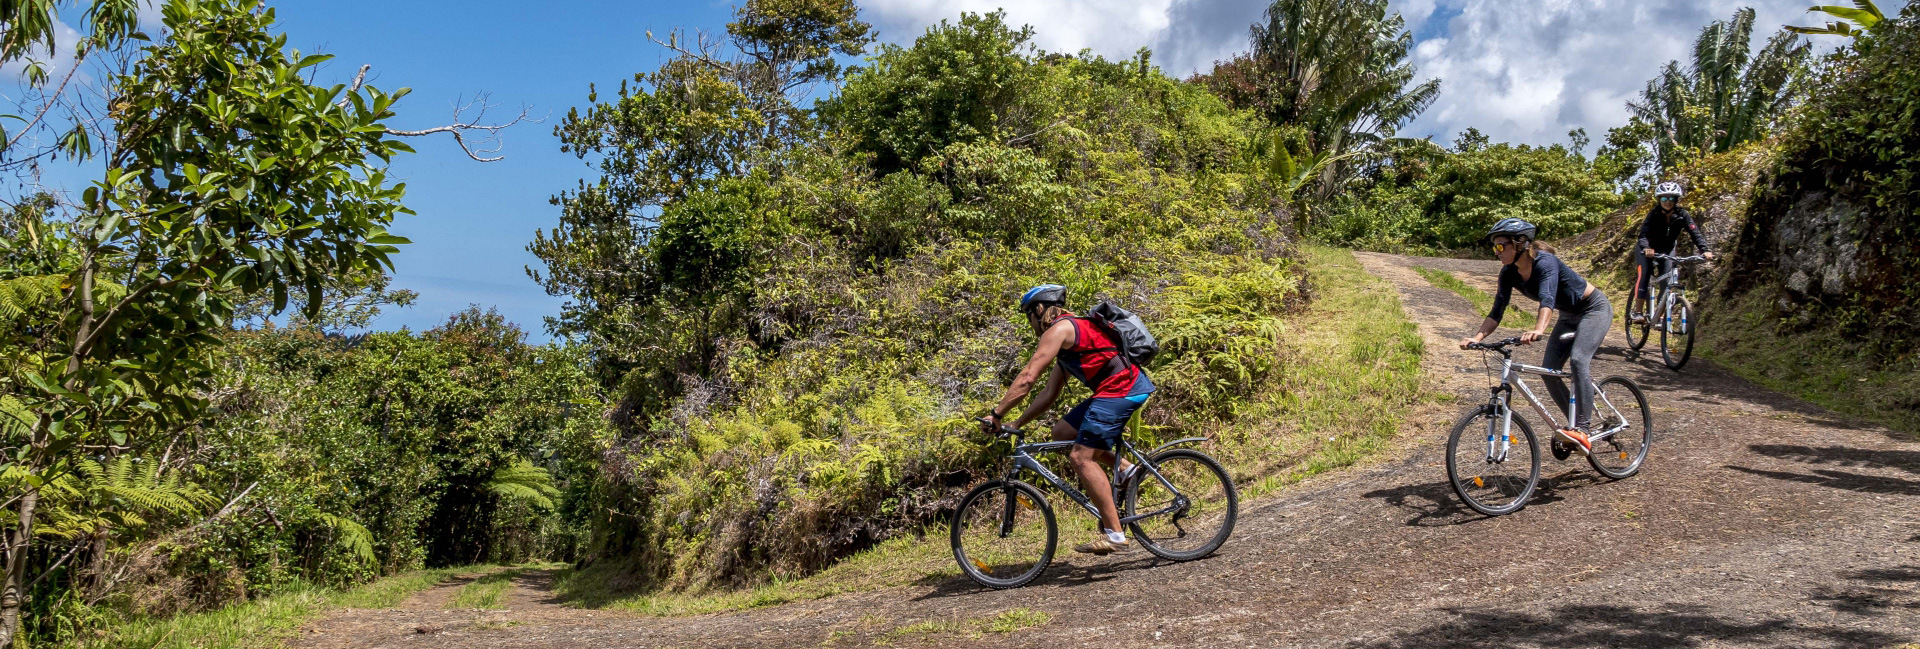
[1016,495,1034,509]
[1620,452,1629,459]
[1472,476,1484,488]
[972,558,990,571]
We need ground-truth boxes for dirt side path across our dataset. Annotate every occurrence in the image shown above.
[294,252,1920,649]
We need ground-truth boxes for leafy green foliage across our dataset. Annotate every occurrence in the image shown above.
[824,11,1037,174]
[1735,4,1920,344]
[1193,0,1440,196]
[534,7,1315,593]
[1787,1,1887,38]
[487,461,562,511]
[1319,138,1623,250]
[0,2,426,642]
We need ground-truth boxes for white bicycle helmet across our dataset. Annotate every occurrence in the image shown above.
[1653,182,1684,199]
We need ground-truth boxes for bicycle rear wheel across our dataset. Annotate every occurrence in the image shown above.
[1125,448,1237,561]
[1588,376,1652,479]
[951,479,1056,589]
[1661,295,1696,370]
[1625,291,1651,350]
[1446,404,1540,516]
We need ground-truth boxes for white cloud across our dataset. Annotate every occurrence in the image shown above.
[859,0,1910,147]
[1390,0,1908,147]
[863,0,1181,59]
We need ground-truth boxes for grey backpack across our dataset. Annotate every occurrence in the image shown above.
[1087,300,1159,367]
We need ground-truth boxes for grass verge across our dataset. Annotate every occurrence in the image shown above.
[551,244,1427,615]
[90,566,477,649]
[449,569,523,610]
[1697,287,1920,436]
[1411,265,1537,330]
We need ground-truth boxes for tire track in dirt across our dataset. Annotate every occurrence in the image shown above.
[293,252,1920,649]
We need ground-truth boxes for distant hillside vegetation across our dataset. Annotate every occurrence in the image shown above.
[1564,5,1920,435]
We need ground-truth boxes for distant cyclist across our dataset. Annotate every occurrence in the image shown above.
[1460,219,1613,456]
[1631,182,1716,324]
[981,284,1154,555]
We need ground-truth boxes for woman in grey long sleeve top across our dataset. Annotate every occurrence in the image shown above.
[1461,218,1614,456]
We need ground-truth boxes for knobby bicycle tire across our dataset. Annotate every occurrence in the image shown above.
[951,479,1056,589]
[1588,376,1652,479]
[1124,448,1238,561]
[1661,295,1696,370]
[1625,288,1652,351]
[1446,404,1540,516]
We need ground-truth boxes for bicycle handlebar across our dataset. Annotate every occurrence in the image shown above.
[1466,331,1577,352]
[1466,336,1525,351]
[976,417,1023,440]
[1651,253,1708,264]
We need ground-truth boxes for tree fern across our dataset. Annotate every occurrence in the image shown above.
[317,513,376,564]
[24,457,218,541]
[0,274,63,322]
[486,459,560,510]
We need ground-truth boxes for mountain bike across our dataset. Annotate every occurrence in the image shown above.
[950,421,1238,589]
[1448,335,1653,516]
[1626,253,1708,370]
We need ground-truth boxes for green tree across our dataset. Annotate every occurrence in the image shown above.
[823,11,1036,174]
[0,1,419,640]
[1628,8,1810,170]
[1196,0,1440,194]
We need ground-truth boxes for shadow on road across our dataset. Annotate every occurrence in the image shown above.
[1359,602,1908,649]
[1725,443,1920,497]
[1362,471,1605,526]
[907,553,1191,602]
[1748,444,1919,474]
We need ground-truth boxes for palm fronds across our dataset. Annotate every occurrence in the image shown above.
[1787,1,1886,37]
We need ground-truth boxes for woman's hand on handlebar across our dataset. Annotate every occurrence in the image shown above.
[1458,336,1480,350]
[1520,330,1545,344]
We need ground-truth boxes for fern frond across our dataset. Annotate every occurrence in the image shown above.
[318,513,376,564]
[0,274,63,321]
[486,459,559,510]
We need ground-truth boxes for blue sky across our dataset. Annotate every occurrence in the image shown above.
[19,0,1905,342]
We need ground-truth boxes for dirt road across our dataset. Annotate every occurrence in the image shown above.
[294,252,1920,648]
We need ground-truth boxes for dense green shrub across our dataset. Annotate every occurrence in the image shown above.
[1319,140,1622,250]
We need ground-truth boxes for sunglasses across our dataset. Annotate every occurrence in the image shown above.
[1658,197,1677,202]
[1492,242,1516,253]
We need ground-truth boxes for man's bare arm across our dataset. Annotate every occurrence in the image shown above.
[991,320,1074,422]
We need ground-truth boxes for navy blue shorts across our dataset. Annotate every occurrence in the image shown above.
[1062,396,1148,451]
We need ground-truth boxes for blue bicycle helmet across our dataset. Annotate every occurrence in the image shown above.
[1019,284,1066,313]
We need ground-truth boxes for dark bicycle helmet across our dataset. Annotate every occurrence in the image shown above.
[1019,284,1066,313]
[1486,218,1537,243]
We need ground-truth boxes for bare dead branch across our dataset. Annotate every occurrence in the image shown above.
[336,64,371,108]
[646,28,737,74]
[385,93,541,162]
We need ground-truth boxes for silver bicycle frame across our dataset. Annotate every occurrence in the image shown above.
[1483,356,1631,461]
[998,436,1190,526]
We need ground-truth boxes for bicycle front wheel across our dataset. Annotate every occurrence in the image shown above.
[1661,295,1696,370]
[951,479,1056,589]
[1446,404,1540,516]
[1589,376,1652,479]
[1125,448,1238,561]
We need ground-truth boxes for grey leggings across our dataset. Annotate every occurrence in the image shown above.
[1541,289,1612,429]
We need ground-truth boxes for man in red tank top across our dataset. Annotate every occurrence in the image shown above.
[982,285,1155,555]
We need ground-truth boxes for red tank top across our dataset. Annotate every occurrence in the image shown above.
[1055,314,1140,398]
